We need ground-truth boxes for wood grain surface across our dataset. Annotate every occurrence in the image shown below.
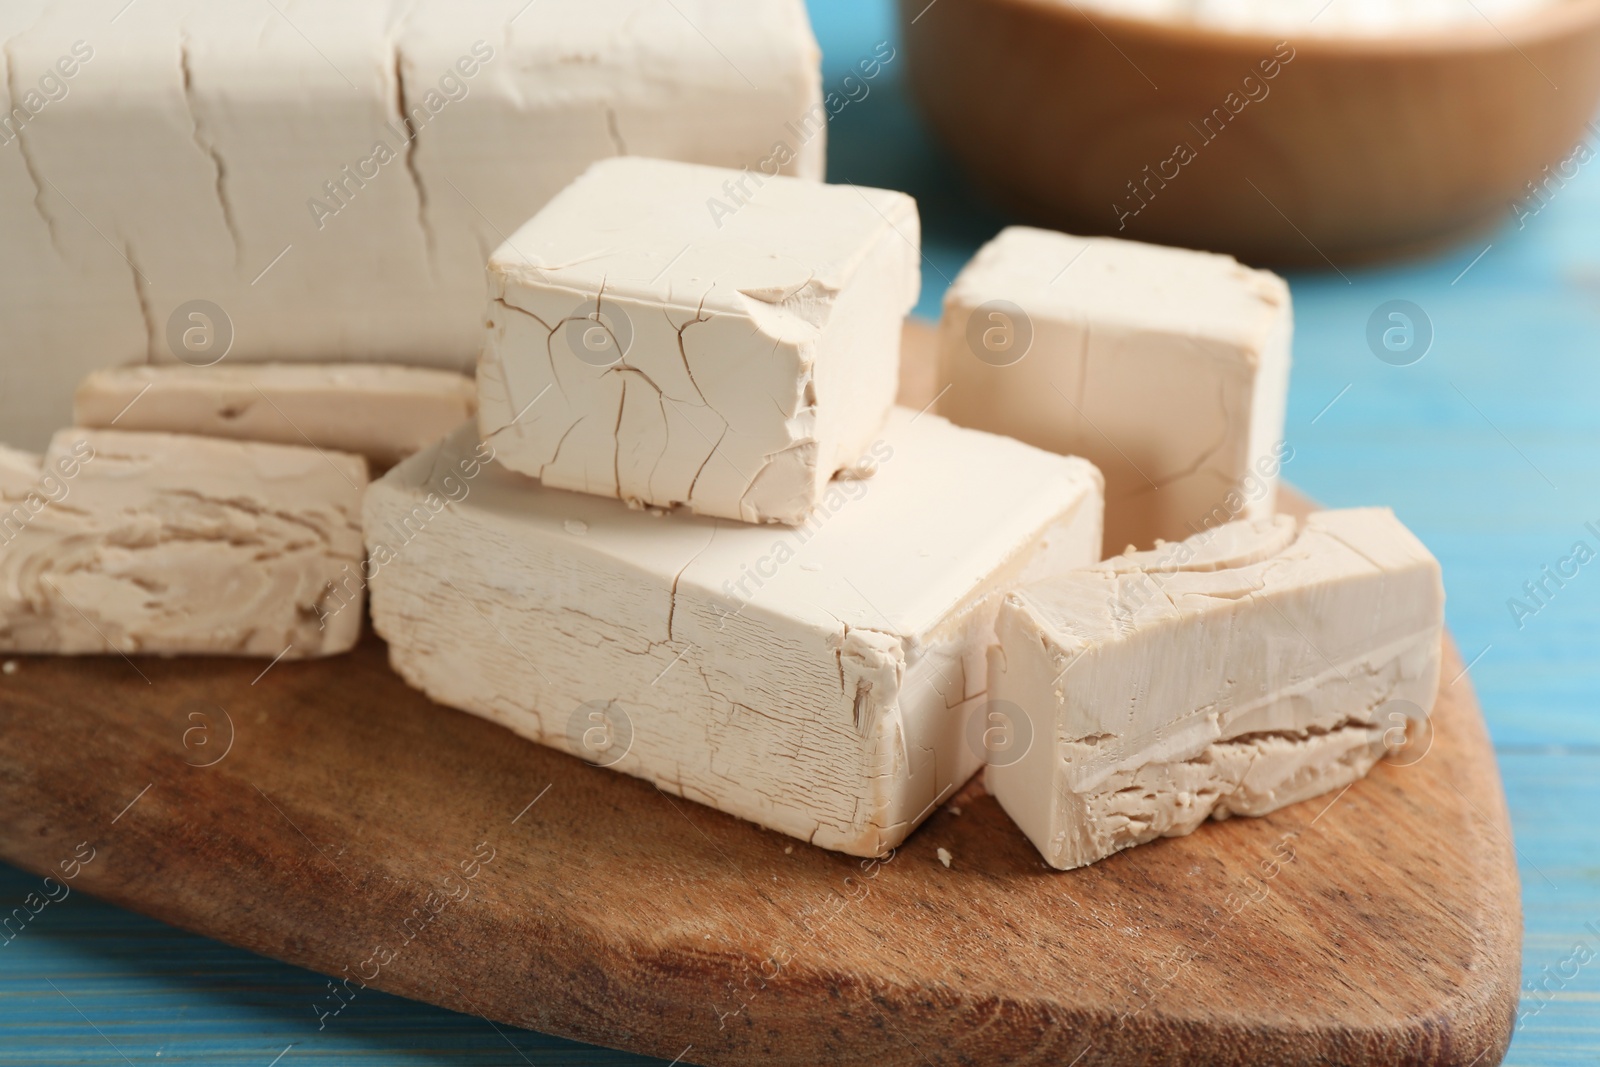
[0,365,1523,1067]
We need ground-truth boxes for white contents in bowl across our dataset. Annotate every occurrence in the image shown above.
[1065,0,1565,34]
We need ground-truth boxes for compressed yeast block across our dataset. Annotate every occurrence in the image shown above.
[986,509,1443,871]
[478,156,920,525]
[938,226,1292,555]
[74,363,476,466]
[366,408,1102,856]
[1,0,824,451]
[0,429,366,658]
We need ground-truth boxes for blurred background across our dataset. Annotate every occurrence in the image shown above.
[3,0,1597,1063]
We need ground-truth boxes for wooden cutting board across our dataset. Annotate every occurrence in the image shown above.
[0,326,1521,1067]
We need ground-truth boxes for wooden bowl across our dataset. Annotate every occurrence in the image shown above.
[899,0,1600,266]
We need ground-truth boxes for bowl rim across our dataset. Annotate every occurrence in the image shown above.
[955,0,1600,55]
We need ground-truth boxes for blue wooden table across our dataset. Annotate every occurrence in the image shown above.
[4,1,1597,1063]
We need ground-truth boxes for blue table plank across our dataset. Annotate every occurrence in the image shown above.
[0,869,673,1065]
[3,1,1598,1063]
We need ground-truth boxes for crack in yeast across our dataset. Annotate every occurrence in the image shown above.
[125,245,158,363]
[601,102,627,155]
[178,35,241,264]
[389,41,436,269]
[3,36,63,253]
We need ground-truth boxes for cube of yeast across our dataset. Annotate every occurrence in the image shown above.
[366,409,1102,856]
[986,509,1443,871]
[75,364,476,466]
[938,227,1292,556]
[478,157,920,525]
[0,430,366,658]
[2,0,823,451]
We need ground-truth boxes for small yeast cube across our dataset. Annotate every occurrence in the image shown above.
[0,430,366,658]
[479,157,920,525]
[938,226,1292,555]
[985,509,1444,871]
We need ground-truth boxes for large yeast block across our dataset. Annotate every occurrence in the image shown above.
[0,430,366,658]
[987,509,1443,870]
[75,363,476,465]
[479,157,920,525]
[367,409,1102,856]
[1,0,824,450]
[938,227,1292,555]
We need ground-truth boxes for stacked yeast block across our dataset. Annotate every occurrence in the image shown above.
[985,509,1444,870]
[0,430,365,658]
[479,157,920,524]
[939,227,1292,555]
[367,412,1103,856]
[2,0,824,449]
[367,158,1012,853]
[75,364,477,466]
[0,357,478,658]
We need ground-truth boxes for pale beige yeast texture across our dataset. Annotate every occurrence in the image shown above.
[0,0,824,451]
[75,363,476,465]
[0,429,366,658]
[479,157,920,526]
[986,508,1443,870]
[938,226,1292,557]
[0,446,41,498]
[367,409,1102,856]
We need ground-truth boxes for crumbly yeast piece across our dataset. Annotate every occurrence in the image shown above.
[986,509,1443,870]
[0,429,366,658]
